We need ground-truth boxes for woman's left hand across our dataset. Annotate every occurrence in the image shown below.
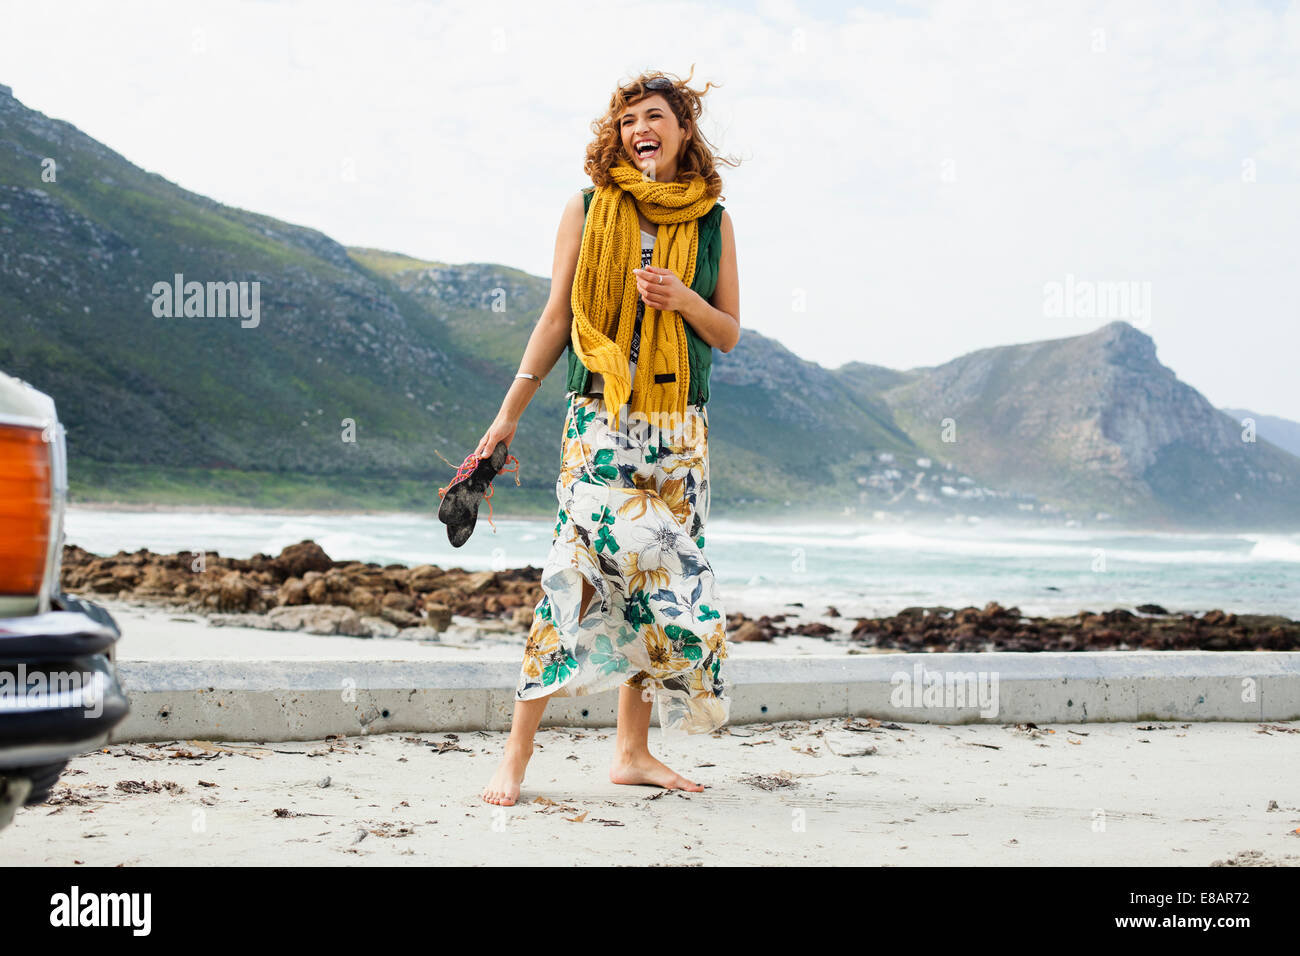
[633,266,694,315]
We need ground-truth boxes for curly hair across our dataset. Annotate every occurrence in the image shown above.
[583,64,741,201]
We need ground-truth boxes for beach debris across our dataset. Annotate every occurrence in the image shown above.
[739,771,799,791]
[841,716,883,733]
[198,780,218,787]
[45,785,106,807]
[791,745,820,757]
[532,796,581,814]
[104,747,167,762]
[185,739,269,758]
[1256,724,1300,734]
[359,821,414,837]
[272,807,330,818]
[429,739,472,754]
[317,776,331,788]
[1009,723,1051,739]
[115,780,186,795]
[1267,800,1278,811]
[965,742,1001,750]
[1211,849,1300,867]
[823,734,878,757]
[739,739,773,747]
[565,811,588,823]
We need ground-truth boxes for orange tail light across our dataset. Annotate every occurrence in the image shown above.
[0,424,51,595]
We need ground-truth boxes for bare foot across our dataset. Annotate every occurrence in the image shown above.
[482,745,532,806]
[609,750,705,792]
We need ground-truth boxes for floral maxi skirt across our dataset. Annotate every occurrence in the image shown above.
[515,392,731,737]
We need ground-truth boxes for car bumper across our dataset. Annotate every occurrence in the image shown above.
[0,610,131,770]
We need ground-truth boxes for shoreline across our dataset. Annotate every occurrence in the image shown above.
[63,501,1295,535]
[57,540,1300,653]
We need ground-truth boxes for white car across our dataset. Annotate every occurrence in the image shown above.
[0,370,129,831]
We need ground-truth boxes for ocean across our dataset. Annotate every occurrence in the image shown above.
[62,508,1299,621]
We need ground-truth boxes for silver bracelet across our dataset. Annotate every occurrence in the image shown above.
[515,371,541,385]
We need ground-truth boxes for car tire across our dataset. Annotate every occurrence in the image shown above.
[11,760,70,806]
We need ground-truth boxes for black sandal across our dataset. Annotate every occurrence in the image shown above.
[437,441,515,547]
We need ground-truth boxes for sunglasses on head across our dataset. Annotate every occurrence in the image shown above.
[643,77,673,93]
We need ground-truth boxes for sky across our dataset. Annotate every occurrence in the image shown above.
[2,0,1298,419]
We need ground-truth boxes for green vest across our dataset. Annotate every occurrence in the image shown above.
[564,187,724,406]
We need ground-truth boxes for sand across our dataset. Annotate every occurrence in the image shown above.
[4,717,1298,866]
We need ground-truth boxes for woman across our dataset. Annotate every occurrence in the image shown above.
[476,70,741,807]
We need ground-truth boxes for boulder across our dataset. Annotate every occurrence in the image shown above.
[349,587,381,617]
[423,603,453,631]
[402,626,442,641]
[380,606,419,628]
[306,577,329,604]
[730,619,771,642]
[358,615,399,638]
[274,540,333,579]
[408,565,445,591]
[278,577,309,605]
[266,604,365,636]
[214,571,257,612]
[382,592,415,612]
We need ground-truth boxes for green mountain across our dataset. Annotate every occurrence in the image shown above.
[875,321,1300,526]
[1220,407,1300,460]
[2,84,1297,528]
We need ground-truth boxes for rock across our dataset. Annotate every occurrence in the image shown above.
[215,571,257,612]
[266,604,365,636]
[423,603,452,630]
[1136,603,1170,615]
[278,577,309,605]
[380,606,418,627]
[349,587,381,617]
[402,626,442,641]
[407,565,445,591]
[274,540,333,579]
[88,574,131,594]
[731,619,771,642]
[382,592,415,612]
[209,612,274,628]
[358,615,398,638]
[791,621,835,636]
[463,570,496,593]
[511,607,536,629]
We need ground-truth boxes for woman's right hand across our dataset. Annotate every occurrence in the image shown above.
[474,416,519,461]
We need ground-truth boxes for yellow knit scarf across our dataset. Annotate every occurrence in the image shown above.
[570,156,718,431]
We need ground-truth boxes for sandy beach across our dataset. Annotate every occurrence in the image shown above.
[4,717,1298,866]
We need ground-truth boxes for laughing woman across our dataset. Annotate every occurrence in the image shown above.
[476,69,741,807]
